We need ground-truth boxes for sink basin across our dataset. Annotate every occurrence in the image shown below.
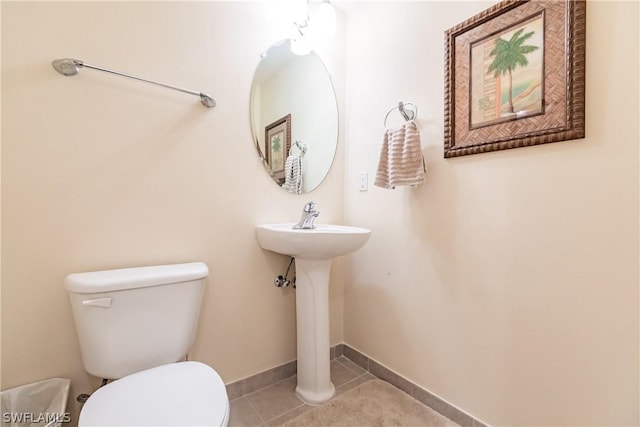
[255,223,371,260]
[255,222,371,405]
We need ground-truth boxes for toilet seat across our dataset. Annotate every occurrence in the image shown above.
[79,361,229,427]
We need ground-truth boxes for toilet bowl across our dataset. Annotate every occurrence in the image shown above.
[65,263,229,427]
[79,362,229,427]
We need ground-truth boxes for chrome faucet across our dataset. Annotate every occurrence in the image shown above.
[293,201,320,229]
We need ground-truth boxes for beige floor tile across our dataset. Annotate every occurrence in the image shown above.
[228,397,263,427]
[263,404,314,427]
[330,360,359,388]
[278,379,459,427]
[245,376,304,422]
[334,372,376,396]
[336,356,367,376]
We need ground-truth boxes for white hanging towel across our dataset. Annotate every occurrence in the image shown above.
[374,120,425,190]
[282,154,303,194]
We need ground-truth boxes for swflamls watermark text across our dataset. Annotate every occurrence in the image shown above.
[2,412,72,424]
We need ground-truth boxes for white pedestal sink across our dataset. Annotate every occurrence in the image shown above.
[255,223,371,404]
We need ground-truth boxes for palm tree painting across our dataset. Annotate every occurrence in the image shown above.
[470,14,544,128]
[265,114,291,182]
[270,133,282,166]
[269,131,284,173]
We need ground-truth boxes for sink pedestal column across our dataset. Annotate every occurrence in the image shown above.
[294,258,335,405]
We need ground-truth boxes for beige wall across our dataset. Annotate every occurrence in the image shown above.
[343,1,639,426]
[1,0,346,419]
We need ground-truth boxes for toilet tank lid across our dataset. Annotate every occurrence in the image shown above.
[65,262,209,294]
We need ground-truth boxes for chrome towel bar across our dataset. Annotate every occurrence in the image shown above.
[52,58,216,108]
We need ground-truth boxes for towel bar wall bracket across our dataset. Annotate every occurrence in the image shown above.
[51,58,216,108]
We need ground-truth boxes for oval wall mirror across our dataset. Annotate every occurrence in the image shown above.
[250,40,338,194]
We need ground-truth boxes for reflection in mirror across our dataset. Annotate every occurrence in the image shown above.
[251,40,338,194]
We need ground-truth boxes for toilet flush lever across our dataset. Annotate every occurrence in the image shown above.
[82,297,112,308]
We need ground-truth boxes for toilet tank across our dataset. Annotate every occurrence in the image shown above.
[65,262,208,380]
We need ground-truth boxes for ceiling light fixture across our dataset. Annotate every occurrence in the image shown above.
[290,0,336,55]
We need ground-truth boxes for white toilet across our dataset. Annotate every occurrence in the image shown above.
[65,262,229,426]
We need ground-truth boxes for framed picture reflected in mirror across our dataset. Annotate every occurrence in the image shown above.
[265,114,291,184]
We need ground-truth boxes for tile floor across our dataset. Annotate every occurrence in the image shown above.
[228,356,444,427]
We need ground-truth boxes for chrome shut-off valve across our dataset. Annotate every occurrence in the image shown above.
[274,275,290,288]
[274,257,295,288]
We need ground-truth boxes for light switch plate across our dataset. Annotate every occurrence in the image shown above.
[359,172,368,191]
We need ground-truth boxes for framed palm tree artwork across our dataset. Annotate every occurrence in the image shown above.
[265,114,291,184]
[444,0,585,158]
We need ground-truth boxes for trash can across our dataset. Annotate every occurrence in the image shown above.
[1,378,71,427]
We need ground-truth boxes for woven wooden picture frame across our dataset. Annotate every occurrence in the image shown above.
[444,0,586,158]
